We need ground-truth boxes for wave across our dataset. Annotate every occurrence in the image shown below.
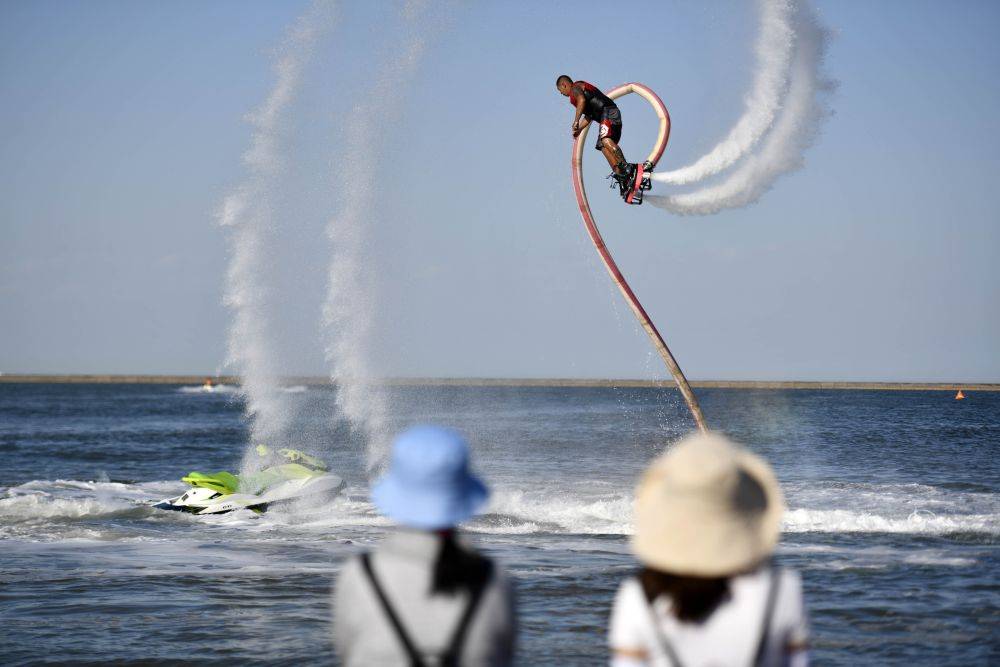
[477,482,999,537]
[470,488,633,535]
[177,384,240,395]
[0,493,145,522]
[0,480,178,524]
[783,508,998,535]
[475,488,999,538]
[177,384,307,395]
[2,479,996,539]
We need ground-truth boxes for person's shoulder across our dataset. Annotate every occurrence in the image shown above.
[476,560,515,620]
[774,567,806,612]
[774,567,803,598]
[609,575,649,648]
[730,565,803,608]
[332,552,372,618]
[336,551,367,585]
[482,557,515,595]
[486,556,508,576]
[613,574,645,607]
[770,567,809,643]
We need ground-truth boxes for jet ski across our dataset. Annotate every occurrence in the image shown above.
[154,446,344,515]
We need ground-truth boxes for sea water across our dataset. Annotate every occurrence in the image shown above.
[0,384,996,665]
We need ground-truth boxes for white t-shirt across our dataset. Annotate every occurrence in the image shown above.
[608,567,809,667]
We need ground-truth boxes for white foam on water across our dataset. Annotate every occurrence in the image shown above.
[902,553,979,568]
[778,543,982,570]
[5,479,180,502]
[472,480,1000,537]
[473,487,633,535]
[177,384,240,395]
[783,508,998,535]
[0,493,133,521]
[480,480,1000,537]
[783,481,1000,535]
[0,480,179,537]
[3,478,996,543]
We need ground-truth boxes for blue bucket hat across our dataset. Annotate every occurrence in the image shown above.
[372,425,489,530]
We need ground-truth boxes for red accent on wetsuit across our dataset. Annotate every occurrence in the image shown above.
[568,80,601,107]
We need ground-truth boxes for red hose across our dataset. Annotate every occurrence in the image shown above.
[571,83,708,433]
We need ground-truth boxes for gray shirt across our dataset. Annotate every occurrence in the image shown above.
[332,530,516,666]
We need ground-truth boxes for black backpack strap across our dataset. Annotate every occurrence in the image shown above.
[752,567,782,666]
[360,552,426,667]
[439,560,494,667]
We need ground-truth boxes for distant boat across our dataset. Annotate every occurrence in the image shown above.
[955,390,965,400]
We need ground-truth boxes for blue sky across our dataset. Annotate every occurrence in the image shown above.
[2,1,997,381]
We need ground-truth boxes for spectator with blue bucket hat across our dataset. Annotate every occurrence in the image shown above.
[333,425,516,666]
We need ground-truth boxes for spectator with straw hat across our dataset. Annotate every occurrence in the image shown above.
[609,432,809,666]
[333,425,516,666]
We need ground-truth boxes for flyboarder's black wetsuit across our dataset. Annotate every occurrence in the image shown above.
[568,80,622,150]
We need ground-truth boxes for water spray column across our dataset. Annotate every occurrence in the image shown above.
[571,82,708,433]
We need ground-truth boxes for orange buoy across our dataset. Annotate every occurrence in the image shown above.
[955,390,965,400]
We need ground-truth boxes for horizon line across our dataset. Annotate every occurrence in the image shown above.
[0,374,997,391]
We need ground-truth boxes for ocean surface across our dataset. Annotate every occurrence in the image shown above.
[0,383,997,665]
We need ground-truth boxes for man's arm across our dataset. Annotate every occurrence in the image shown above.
[572,85,590,135]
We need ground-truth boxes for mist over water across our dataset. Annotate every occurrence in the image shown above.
[648,0,834,215]
[217,0,444,473]
[322,0,437,471]
[218,0,335,476]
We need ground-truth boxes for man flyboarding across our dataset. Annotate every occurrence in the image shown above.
[557,74,642,202]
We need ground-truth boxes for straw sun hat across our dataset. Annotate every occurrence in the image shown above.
[632,432,785,577]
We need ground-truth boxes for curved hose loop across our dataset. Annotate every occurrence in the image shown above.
[571,82,708,433]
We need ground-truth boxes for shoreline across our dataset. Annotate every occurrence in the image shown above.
[0,374,996,391]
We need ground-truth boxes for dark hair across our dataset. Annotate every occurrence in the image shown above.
[639,567,731,623]
[556,74,573,86]
[431,532,492,595]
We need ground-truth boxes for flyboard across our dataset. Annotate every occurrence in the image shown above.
[571,82,708,433]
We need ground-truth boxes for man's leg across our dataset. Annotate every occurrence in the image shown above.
[601,138,627,174]
[601,137,636,200]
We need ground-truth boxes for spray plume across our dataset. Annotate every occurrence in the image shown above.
[648,0,833,215]
[219,1,334,460]
[655,0,794,185]
[322,0,435,471]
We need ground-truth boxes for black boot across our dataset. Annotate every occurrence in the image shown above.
[620,163,637,199]
[625,162,637,184]
[608,171,628,196]
[609,169,629,197]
